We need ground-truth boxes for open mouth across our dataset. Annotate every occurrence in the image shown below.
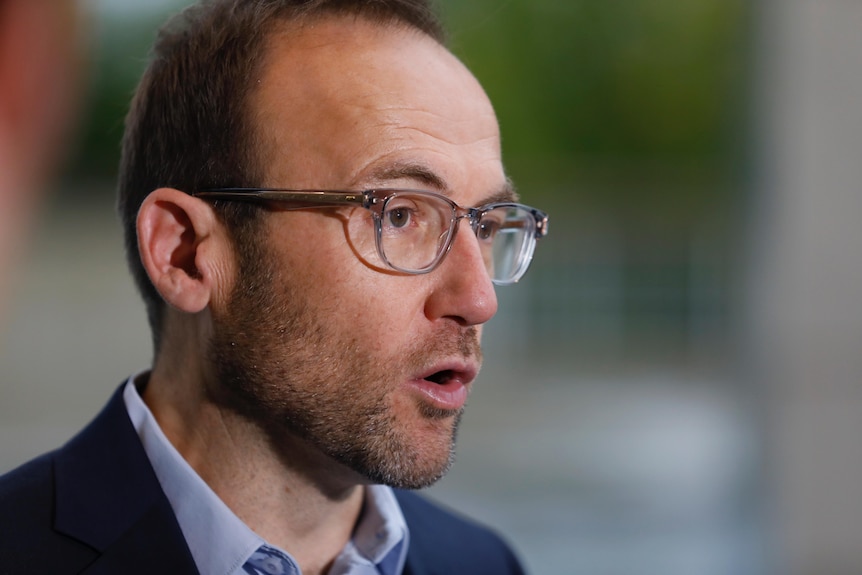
[411,363,476,409]
[425,370,455,385]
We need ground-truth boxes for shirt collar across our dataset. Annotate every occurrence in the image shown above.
[337,485,409,575]
[123,375,409,575]
[124,376,263,575]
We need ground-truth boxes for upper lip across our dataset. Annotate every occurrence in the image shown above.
[415,359,479,387]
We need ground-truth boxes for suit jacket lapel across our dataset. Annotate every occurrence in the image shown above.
[52,385,199,575]
[78,497,198,575]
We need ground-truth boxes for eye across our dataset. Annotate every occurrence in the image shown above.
[477,217,502,241]
[382,197,423,232]
[385,206,412,229]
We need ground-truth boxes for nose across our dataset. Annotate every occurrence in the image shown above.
[423,224,498,326]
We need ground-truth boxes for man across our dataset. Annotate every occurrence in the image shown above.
[0,1,548,574]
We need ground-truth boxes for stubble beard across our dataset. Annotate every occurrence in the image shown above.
[205,241,481,489]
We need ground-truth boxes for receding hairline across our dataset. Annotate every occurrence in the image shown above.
[257,9,446,71]
[259,2,446,49]
[245,11,457,188]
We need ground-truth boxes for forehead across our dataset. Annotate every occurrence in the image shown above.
[250,16,503,196]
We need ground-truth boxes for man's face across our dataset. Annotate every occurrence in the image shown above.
[207,17,505,489]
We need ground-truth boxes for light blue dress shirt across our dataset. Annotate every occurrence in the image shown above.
[123,377,409,575]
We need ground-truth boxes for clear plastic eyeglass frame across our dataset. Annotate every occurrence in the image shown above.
[194,188,549,285]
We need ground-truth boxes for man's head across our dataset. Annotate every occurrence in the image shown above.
[118,0,445,346]
[121,0,542,490]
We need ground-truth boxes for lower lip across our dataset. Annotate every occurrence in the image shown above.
[407,378,469,411]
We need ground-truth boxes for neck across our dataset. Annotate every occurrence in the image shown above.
[142,359,365,575]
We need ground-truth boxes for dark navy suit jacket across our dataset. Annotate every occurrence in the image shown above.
[0,385,525,575]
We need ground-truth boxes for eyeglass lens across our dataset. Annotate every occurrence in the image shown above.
[374,192,537,284]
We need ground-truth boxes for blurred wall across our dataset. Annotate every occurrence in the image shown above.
[749,1,862,573]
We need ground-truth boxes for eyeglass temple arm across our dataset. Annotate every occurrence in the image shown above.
[194,189,367,206]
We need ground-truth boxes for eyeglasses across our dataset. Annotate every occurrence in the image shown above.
[194,188,549,285]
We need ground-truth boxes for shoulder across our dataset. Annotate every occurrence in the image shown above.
[0,386,136,574]
[394,489,526,575]
[0,451,55,530]
[0,452,97,575]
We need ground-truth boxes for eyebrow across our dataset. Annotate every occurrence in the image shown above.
[364,162,520,205]
[367,163,447,191]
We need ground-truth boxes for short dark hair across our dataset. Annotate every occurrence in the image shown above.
[117,0,445,351]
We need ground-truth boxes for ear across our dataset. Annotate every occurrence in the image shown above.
[137,188,231,314]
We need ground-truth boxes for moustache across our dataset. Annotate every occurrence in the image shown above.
[406,325,483,371]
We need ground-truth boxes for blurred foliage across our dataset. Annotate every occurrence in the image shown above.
[68,0,749,229]
[441,0,750,227]
[64,11,169,183]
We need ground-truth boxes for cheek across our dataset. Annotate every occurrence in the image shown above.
[266,212,432,341]
[265,214,349,284]
[352,275,431,343]
[343,207,389,272]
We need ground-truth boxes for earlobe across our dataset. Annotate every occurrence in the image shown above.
[137,188,226,314]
